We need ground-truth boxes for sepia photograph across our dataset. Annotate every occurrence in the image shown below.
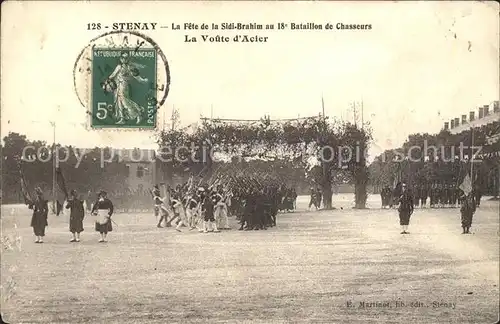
[1,1,499,323]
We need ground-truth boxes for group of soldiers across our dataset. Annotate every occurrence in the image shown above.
[151,174,298,232]
[385,181,479,235]
[380,182,482,209]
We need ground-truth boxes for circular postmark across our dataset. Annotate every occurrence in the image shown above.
[73,31,170,129]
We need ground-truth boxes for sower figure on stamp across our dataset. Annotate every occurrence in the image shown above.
[66,189,85,242]
[397,183,414,234]
[103,51,149,125]
[91,190,114,243]
[460,193,476,234]
[29,187,49,243]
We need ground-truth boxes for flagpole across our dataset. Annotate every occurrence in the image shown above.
[51,121,56,214]
[470,126,474,186]
[321,94,325,117]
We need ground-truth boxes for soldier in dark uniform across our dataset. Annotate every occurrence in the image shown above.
[397,183,414,234]
[91,190,114,242]
[308,187,317,210]
[66,189,85,242]
[460,193,476,234]
[442,183,449,208]
[473,185,482,207]
[381,186,391,208]
[429,183,435,208]
[253,188,266,230]
[269,186,279,227]
[413,184,421,208]
[420,183,428,207]
[202,190,218,232]
[29,188,49,243]
[436,182,444,208]
[240,188,255,230]
[451,184,458,207]
[291,188,298,210]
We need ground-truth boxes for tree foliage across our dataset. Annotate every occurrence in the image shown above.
[157,116,373,208]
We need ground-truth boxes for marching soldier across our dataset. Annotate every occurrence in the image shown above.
[29,187,49,243]
[460,193,476,234]
[66,189,85,242]
[91,190,114,243]
[397,183,414,234]
[202,190,219,233]
[186,194,199,230]
[214,187,230,230]
[172,193,186,232]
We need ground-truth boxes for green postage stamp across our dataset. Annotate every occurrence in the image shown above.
[91,48,157,128]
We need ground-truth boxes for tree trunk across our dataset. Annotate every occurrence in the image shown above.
[354,165,368,209]
[321,161,333,209]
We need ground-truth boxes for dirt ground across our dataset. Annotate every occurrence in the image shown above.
[1,195,499,323]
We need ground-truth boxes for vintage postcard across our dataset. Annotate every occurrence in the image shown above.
[1,1,499,323]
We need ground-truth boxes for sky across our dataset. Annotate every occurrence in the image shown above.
[1,1,499,160]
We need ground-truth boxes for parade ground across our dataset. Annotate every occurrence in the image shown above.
[1,195,499,323]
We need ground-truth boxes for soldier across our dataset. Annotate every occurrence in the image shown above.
[380,186,388,208]
[29,187,49,243]
[186,193,199,230]
[473,185,482,207]
[413,184,421,208]
[214,187,230,230]
[202,190,219,233]
[460,193,476,234]
[253,188,266,230]
[240,188,255,230]
[66,189,85,242]
[315,188,322,210]
[420,183,428,207]
[152,185,161,217]
[308,187,317,210]
[153,187,170,228]
[439,182,444,207]
[397,183,414,234]
[91,190,114,243]
[172,193,185,232]
[291,188,298,210]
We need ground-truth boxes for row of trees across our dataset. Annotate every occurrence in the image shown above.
[1,115,373,208]
[157,115,372,209]
[0,132,130,203]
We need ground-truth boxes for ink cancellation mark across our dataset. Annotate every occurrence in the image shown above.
[73,31,171,130]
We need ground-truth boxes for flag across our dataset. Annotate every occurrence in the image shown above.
[459,173,473,196]
[55,167,69,199]
[19,171,32,205]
